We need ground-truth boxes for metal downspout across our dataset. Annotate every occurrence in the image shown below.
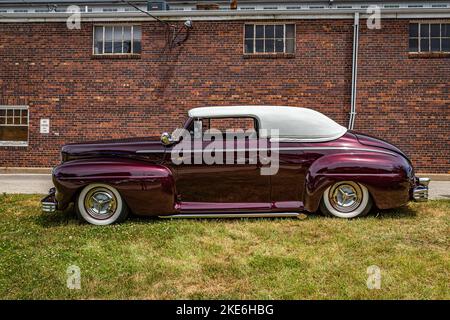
[349,12,359,130]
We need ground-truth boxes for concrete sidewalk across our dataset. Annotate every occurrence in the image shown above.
[0,174,54,194]
[0,174,449,200]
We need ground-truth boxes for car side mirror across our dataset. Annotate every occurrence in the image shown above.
[161,132,174,146]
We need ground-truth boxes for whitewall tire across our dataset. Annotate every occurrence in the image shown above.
[320,181,372,218]
[75,183,129,225]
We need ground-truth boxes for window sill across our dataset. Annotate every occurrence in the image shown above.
[92,54,141,60]
[243,53,295,59]
[408,52,450,59]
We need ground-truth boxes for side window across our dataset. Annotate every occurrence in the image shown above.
[203,117,257,140]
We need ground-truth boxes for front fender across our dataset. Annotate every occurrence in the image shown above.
[304,152,414,212]
[52,158,176,216]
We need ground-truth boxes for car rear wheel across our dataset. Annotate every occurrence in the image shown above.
[320,181,372,218]
[75,183,128,225]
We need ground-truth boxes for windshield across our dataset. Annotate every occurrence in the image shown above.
[171,117,192,142]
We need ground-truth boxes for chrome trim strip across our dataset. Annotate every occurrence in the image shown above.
[413,177,430,202]
[138,147,397,156]
[159,212,300,219]
[41,202,56,213]
[419,177,430,186]
[413,187,428,202]
[135,150,166,154]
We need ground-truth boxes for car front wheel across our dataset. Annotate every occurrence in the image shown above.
[76,183,129,225]
[320,181,372,218]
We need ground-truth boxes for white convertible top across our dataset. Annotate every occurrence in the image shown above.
[188,106,347,142]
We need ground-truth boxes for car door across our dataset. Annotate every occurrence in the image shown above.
[173,116,271,212]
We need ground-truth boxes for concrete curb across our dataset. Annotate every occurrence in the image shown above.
[0,167,52,174]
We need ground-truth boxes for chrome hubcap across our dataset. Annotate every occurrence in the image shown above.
[84,187,117,220]
[329,182,363,213]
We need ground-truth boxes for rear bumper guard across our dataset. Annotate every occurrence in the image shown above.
[41,187,57,212]
[413,177,430,202]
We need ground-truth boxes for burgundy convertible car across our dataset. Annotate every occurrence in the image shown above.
[42,106,429,225]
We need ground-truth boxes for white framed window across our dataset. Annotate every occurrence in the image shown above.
[93,25,142,55]
[409,23,450,52]
[244,24,295,54]
[0,106,29,146]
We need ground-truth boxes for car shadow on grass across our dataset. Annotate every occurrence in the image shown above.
[36,203,419,228]
[370,205,418,219]
[37,205,162,228]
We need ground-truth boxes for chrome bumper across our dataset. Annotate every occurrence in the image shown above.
[413,177,430,202]
[41,187,57,212]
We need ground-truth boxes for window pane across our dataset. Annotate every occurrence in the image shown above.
[6,110,12,124]
[0,110,5,117]
[0,126,28,142]
[420,24,429,37]
[244,24,254,38]
[255,25,264,38]
[113,26,123,53]
[409,38,418,52]
[210,117,256,133]
[430,24,440,37]
[275,39,284,52]
[0,117,4,125]
[431,38,440,51]
[244,39,254,53]
[443,24,450,37]
[104,26,113,53]
[285,24,295,38]
[94,26,103,54]
[265,39,274,52]
[275,25,283,38]
[420,38,429,52]
[123,26,132,53]
[409,23,418,37]
[265,25,274,38]
[442,38,450,52]
[286,38,295,53]
[133,26,142,54]
[255,39,264,52]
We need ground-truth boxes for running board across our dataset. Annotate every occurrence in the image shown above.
[159,212,301,219]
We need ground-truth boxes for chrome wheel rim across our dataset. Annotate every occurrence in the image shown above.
[84,187,117,220]
[328,182,363,213]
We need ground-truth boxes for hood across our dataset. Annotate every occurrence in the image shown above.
[352,132,409,160]
[61,137,165,163]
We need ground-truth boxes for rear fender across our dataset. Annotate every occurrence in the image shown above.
[53,158,176,215]
[304,152,413,212]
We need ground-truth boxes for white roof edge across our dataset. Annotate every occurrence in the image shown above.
[1,8,450,22]
[188,106,348,142]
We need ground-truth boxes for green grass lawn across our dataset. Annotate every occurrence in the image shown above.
[0,194,449,299]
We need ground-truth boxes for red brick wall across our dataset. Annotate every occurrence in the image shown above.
[357,19,450,173]
[0,19,448,173]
